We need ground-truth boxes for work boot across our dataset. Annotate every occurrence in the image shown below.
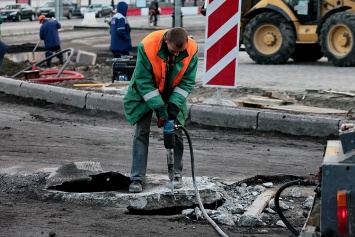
[173,177,183,189]
[58,55,64,64]
[129,181,143,193]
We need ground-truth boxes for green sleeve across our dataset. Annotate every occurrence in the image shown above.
[133,43,165,110]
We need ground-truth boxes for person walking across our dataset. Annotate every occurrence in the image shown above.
[109,1,132,58]
[38,15,63,67]
[148,0,159,26]
[123,27,198,193]
[0,15,8,73]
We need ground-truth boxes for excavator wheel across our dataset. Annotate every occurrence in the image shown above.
[291,43,324,62]
[320,12,355,66]
[243,12,296,64]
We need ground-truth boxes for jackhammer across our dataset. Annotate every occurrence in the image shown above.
[163,120,176,195]
[161,119,229,237]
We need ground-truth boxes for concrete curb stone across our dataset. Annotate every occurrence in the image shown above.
[0,77,348,138]
[1,25,75,37]
[0,77,88,108]
[86,92,124,114]
[258,111,341,137]
[0,76,23,95]
[190,104,258,130]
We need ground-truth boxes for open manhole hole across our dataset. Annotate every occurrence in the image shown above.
[46,161,131,192]
[45,162,224,215]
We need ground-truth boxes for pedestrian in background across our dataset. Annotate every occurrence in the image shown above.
[123,28,198,193]
[148,0,160,26]
[0,16,8,72]
[38,15,63,68]
[111,0,115,10]
[109,1,132,58]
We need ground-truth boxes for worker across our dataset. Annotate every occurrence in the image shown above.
[0,15,8,73]
[109,1,132,58]
[148,0,160,26]
[123,27,198,193]
[38,15,63,67]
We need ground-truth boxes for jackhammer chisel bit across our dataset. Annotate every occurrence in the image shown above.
[166,148,175,199]
[164,120,176,199]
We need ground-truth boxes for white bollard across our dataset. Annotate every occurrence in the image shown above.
[81,12,98,26]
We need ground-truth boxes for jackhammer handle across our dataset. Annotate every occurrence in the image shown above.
[157,117,165,128]
[163,120,175,149]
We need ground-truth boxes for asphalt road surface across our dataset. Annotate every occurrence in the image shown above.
[0,92,326,237]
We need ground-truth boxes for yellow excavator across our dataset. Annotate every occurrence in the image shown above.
[201,0,355,66]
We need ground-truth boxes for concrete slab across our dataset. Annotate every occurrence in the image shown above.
[76,50,97,65]
[81,12,98,26]
[42,174,224,212]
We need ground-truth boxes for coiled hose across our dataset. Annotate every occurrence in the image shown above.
[179,126,229,237]
[274,179,317,237]
[274,180,301,236]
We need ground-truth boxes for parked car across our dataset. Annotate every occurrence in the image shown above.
[36,2,74,19]
[0,4,36,22]
[83,4,113,18]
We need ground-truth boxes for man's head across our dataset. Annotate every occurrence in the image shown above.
[164,27,188,56]
[38,15,46,24]
[117,1,128,16]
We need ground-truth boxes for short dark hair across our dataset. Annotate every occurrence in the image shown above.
[165,27,188,48]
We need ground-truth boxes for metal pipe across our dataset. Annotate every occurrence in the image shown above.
[11,48,75,79]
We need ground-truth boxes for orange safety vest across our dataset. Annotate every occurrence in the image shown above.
[141,30,197,93]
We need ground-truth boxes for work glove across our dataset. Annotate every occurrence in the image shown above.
[167,102,180,120]
[155,106,168,128]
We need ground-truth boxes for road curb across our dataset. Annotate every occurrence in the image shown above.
[86,92,124,113]
[0,77,347,138]
[258,111,341,137]
[1,25,75,36]
[190,104,258,130]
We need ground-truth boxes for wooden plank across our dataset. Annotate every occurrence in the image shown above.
[236,98,347,115]
[73,82,129,88]
[235,100,270,108]
[266,104,347,114]
[235,95,291,108]
[324,90,355,97]
[243,189,275,217]
[73,83,109,87]
[246,95,285,105]
[266,91,296,103]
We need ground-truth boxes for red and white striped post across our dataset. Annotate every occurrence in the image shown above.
[203,0,241,95]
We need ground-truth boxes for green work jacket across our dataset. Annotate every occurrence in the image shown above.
[123,31,198,126]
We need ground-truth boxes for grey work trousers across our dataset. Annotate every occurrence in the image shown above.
[130,110,184,183]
